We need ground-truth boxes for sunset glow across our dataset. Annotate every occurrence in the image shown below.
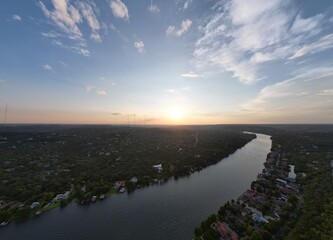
[0,0,332,124]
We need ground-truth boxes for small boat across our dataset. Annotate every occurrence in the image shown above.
[0,221,9,227]
[119,187,125,193]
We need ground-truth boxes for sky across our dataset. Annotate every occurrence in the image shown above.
[1,0,333,125]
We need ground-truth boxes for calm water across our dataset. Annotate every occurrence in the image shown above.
[1,133,271,240]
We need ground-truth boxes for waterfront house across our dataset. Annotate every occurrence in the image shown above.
[153,164,163,173]
[114,180,126,189]
[130,177,138,183]
[30,202,40,209]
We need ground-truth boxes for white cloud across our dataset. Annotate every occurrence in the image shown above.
[96,90,107,96]
[166,89,177,94]
[42,64,53,71]
[0,79,7,84]
[78,2,102,42]
[289,34,333,59]
[134,41,145,53]
[166,26,176,35]
[86,85,107,96]
[183,0,192,10]
[12,14,22,21]
[38,0,82,39]
[240,67,333,122]
[290,14,324,35]
[193,0,333,84]
[166,19,192,37]
[110,0,129,20]
[148,2,160,14]
[317,89,333,96]
[181,71,200,78]
[38,0,104,56]
[85,85,95,92]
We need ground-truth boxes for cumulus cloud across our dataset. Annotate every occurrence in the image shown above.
[193,0,333,84]
[110,0,129,20]
[42,64,53,70]
[166,19,192,36]
[12,14,22,21]
[134,41,145,53]
[181,71,200,78]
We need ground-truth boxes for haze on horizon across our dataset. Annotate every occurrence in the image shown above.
[1,0,333,125]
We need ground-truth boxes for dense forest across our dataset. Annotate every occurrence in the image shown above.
[0,125,255,222]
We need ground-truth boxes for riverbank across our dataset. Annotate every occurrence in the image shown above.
[194,137,303,240]
[1,133,272,240]
[0,128,256,226]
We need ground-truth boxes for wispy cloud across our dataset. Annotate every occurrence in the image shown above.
[165,88,177,94]
[166,19,192,37]
[289,34,333,59]
[111,112,122,116]
[110,0,129,20]
[78,2,102,42]
[317,89,333,96]
[165,87,191,95]
[96,90,107,96]
[183,0,192,10]
[148,1,160,14]
[85,85,107,96]
[193,0,333,84]
[181,71,200,78]
[239,67,333,122]
[38,0,83,40]
[12,14,22,21]
[110,24,129,43]
[0,79,7,84]
[134,41,145,53]
[85,85,95,92]
[42,64,53,71]
[38,0,104,55]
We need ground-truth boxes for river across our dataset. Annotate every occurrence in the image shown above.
[1,133,271,240]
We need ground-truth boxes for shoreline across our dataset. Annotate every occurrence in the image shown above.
[193,136,302,240]
[0,133,256,226]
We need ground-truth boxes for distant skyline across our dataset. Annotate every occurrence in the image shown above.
[1,0,333,124]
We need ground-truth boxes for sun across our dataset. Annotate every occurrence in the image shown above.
[169,109,183,121]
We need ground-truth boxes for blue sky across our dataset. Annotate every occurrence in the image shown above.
[1,0,333,124]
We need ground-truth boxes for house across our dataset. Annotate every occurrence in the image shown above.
[276,178,287,187]
[252,214,269,223]
[153,164,163,173]
[30,202,40,209]
[114,180,126,189]
[52,191,70,203]
[130,177,138,183]
[211,222,228,238]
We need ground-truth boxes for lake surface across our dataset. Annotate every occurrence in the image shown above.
[1,133,271,240]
